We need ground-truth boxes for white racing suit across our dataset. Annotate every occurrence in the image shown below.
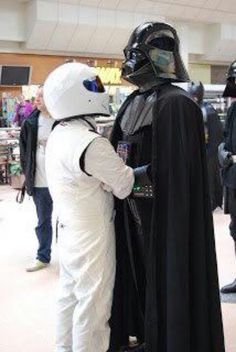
[45,118,134,352]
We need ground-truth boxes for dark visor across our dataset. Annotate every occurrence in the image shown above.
[148,36,175,51]
[83,75,105,93]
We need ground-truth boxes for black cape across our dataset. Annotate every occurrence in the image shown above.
[221,102,236,215]
[201,102,223,210]
[222,101,236,190]
[109,84,225,352]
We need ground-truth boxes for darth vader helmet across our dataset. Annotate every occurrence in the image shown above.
[122,22,189,88]
[188,81,204,104]
[223,60,236,97]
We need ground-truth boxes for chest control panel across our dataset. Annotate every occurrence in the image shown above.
[132,184,153,198]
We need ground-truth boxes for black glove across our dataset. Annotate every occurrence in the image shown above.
[133,164,152,185]
[224,153,233,168]
[218,143,233,168]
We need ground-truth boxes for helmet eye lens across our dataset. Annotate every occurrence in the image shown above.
[148,36,175,51]
[83,76,105,93]
[131,51,146,61]
[124,47,146,61]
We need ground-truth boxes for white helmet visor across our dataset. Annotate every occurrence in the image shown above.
[83,75,105,93]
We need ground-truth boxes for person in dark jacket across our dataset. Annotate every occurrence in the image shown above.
[188,81,223,211]
[20,86,54,272]
[109,22,224,352]
[218,59,236,293]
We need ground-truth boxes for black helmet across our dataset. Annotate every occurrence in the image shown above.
[188,81,204,104]
[122,22,189,88]
[223,60,236,97]
[226,60,236,80]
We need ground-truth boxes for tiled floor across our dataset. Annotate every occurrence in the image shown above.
[0,185,236,352]
[0,186,58,352]
[213,207,236,352]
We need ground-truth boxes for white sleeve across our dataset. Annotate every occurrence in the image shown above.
[84,137,134,199]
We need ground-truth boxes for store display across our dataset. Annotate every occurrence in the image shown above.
[106,85,135,115]
[1,93,16,126]
[0,127,21,186]
[95,116,115,138]
[22,84,39,100]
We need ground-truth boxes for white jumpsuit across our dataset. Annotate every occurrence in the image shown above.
[45,118,134,352]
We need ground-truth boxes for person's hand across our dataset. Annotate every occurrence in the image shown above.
[134,164,152,184]
[223,153,233,168]
[218,143,233,168]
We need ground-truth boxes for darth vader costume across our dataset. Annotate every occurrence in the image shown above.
[218,59,236,294]
[109,22,225,352]
[188,81,223,211]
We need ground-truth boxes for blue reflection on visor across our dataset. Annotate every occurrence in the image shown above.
[83,76,105,93]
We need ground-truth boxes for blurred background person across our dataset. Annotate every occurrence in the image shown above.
[218,60,236,294]
[13,94,33,127]
[189,81,223,211]
[19,85,54,272]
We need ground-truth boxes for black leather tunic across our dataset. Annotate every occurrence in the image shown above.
[118,90,156,326]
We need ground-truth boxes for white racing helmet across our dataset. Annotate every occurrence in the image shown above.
[43,62,110,120]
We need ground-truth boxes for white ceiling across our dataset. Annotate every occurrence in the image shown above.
[7,0,236,21]
[1,0,236,64]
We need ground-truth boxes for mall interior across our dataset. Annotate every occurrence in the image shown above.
[0,0,236,352]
